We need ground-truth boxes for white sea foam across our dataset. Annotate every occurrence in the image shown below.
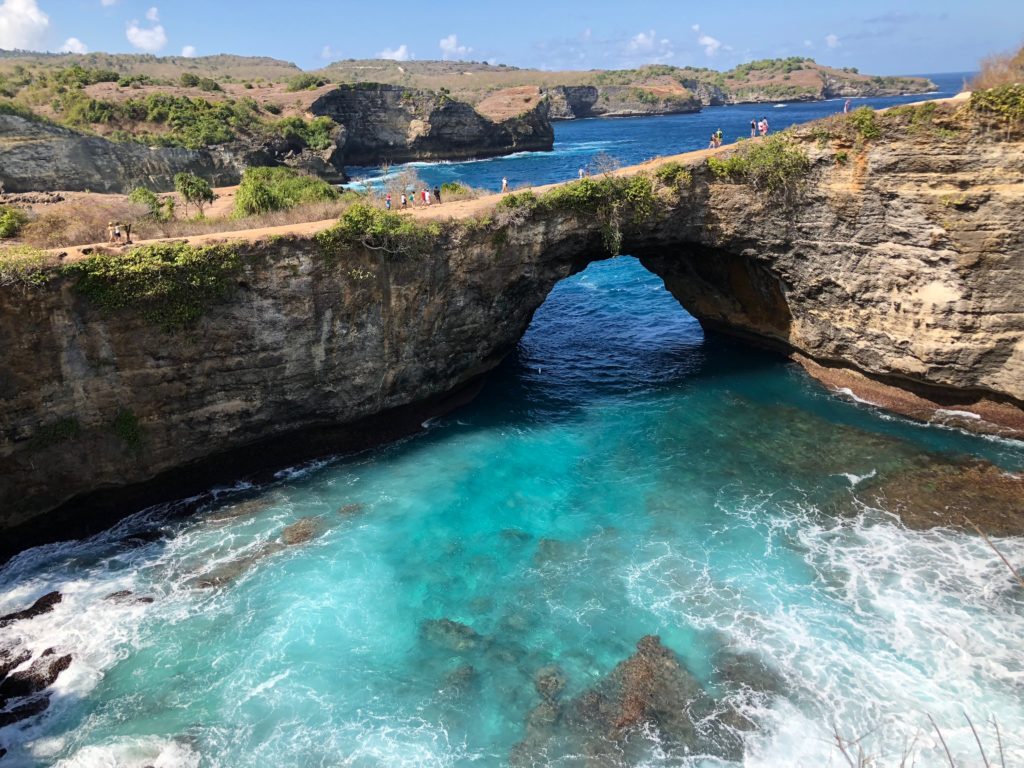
[50,737,200,768]
[625,503,1024,766]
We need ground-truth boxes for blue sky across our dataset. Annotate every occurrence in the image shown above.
[1,0,1021,74]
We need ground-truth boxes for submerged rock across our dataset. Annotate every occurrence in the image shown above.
[337,503,365,516]
[0,648,71,701]
[280,517,323,546]
[513,636,752,766]
[420,618,483,653]
[713,649,787,698]
[104,590,155,605]
[0,592,61,629]
[859,459,1024,536]
[533,665,567,703]
[204,497,274,524]
[0,695,50,728]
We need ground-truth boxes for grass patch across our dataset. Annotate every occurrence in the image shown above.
[969,84,1024,126]
[707,133,811,192]
[0,245,56,287]
[63,241,242,330]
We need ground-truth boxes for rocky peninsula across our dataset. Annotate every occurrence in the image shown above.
[1,92,1021,553]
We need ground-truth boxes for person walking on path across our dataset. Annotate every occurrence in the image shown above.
[400,192,408,209]
[501,176,509,193]
[760,117,769,136]
[578,167,585,180]
[844,99,851,114]
[750,119,757,138]
[433,186,442,205]
[106,222,115,244]
[715,128,723,147]
[708,133,717,149]
[385,193,392,211]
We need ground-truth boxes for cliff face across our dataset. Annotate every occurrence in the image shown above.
[1,102,1021,544]
[311,83,553,165]
[0,114,347,193]
[544,85,701,119]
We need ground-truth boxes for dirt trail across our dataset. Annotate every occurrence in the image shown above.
[53,143,737,261]
[51,94,969,261]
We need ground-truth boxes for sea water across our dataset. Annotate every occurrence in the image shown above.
[3,73,1023,767]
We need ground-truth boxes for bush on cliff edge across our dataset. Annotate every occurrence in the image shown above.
[234,167,340,218]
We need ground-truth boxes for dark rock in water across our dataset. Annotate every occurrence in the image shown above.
[205,497,274,524]
[281,517,323,546]
[0,649,72,700]
[0,695,50,728]
[104,590,156,605]
[714,649,787,697]
[500,528,532,543]
[440,664,478,698]
[190,543,283,589]
[1,745,7,758]
[534,665,567,703]
[118,528,165,548]
[421,619,483,653]
[0,592,61,628]
[858,459,1024,536]
[337,503,365,516]
[533,538,569,564]
[0,647,32,680]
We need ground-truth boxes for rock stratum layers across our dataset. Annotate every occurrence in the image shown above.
[1,102,1021,547]
[310,83,553,165]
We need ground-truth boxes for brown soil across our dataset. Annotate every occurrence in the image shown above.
[475,86,543,122]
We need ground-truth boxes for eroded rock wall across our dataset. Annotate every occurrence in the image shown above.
[1,107,1021,542]
[311,83,554,165]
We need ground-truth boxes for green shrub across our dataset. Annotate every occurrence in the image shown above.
[969,84,1024,125]
[707,133,811,192]
[233,167,339,218]
[264,103,282,115]
[0,206,29,238]
[174,172,215,217]
[654,162,693,187]
[127,187,174,221]
[287,74,328,92]
[0,245,54,287]
[274,115,336,151]
[496,191,538,212]
[31,417,81,448]
[315,203,442,258]
[63,242,241,329]
[848,106,881,140]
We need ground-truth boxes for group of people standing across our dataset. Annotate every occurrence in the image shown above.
[751,117,770,137]
[385,186,442,210]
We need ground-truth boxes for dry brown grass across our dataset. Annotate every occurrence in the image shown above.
[19,199,352,249]
[972,45,1024,90]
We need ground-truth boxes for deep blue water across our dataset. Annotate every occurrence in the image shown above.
[347,72,969,192]
[2,72,1023,767]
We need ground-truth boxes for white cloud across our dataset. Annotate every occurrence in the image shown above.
[439,33,471,60]
[320,44,339,60]
[0,0,50,50]
[628,30,656,52]
[181,44,196,57]
[803,39,814,48]
[825,33,840,49]
[378,44,412,61]
[697,33,721,56]
[60,36,88,53]
[126,6,167,52]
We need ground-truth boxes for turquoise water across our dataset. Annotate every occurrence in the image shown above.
[1,258,1022,767]
[3,73,1024,765]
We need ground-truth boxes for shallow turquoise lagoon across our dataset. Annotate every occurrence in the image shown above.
[1,256,1021,767]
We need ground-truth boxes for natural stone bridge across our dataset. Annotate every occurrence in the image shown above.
[2,100,1022,551]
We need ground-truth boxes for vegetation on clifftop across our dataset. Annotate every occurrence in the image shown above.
[707,134,811,192]
[62,242,242,330]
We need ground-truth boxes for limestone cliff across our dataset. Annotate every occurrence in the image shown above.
[1,99,1021,548]
[0,114,347,193]
[310,83,553,165]
[545,85,701,119]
